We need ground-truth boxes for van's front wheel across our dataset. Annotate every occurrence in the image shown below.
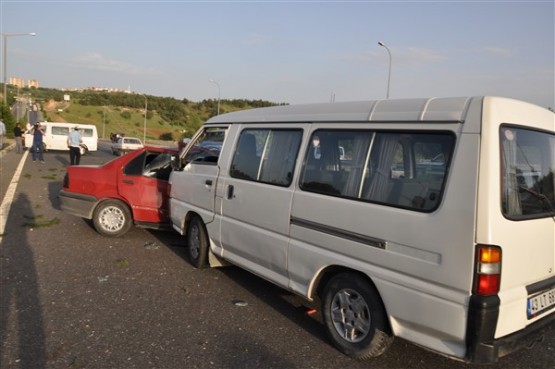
[322,273,393,360]
[186,215,209,269]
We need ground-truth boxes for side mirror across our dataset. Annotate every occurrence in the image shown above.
[171,155,183,171]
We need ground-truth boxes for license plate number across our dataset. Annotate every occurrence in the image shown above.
[527,287,555,319]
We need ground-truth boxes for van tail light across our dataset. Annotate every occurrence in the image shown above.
[473,245,502,296]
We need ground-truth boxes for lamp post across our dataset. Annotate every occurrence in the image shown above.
[209,79,220,115]
[378,41,391,99]
[143,95,148,143]
[102,107,107,139]
[2,32,36,105]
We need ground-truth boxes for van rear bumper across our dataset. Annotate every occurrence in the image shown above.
[466,294,555,364]
[59,190,98,219]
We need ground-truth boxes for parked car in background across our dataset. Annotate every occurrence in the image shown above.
[59,146,178,236]
[111,137,144,156]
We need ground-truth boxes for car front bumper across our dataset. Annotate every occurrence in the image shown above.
[59,190,98,219]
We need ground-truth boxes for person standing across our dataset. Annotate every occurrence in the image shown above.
[13,123,23,153]
[0,119,6,150]
[67,126,83,165]
[31,123,45,162]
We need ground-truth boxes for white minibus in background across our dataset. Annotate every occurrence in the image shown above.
[169,96,554,363]
[24,122,98,155]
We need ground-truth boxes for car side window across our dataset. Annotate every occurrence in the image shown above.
[230,128,303,186]
[123,152,145,176]
[143,152,173,180]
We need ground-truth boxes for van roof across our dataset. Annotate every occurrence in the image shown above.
[38,122,97,128]
[206,96,484,124]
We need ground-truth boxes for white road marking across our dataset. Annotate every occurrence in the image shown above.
[0,150,30,242]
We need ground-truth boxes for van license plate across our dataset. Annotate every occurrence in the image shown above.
[527,287,555,319]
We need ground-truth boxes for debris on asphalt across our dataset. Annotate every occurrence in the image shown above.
[144,241,160,250]
[232,299,248,307]
[97,275,109,283]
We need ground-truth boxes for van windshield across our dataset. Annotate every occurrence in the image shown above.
[501,126,555,219]
[184,127,226,165]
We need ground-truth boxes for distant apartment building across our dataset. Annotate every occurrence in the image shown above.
[9,77,25,88]
[8,77,39,88]
[28,79,39,88]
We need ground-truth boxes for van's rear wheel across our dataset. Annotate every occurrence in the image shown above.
[186,215,209,269]
[322,273,393,360]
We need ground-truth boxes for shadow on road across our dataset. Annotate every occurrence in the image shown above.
[0,193,47,368]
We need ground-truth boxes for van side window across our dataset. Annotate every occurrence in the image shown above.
[184,127,226,165]
[300,130,454,212]
[52,126,70,136]
[81,129,94,137]
[230,129,303,186]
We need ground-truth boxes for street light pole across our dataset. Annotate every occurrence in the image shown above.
[143,95,148,143]
[209,79,221,115]
[103,107,106,139]
[2,32,37,105]
[378,41,391,99]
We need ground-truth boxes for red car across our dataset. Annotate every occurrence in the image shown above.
[59,146,179,237]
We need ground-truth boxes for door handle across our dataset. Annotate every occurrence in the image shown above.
[123,179,134,184]
[205,179,213,186]
[227,185,234,199]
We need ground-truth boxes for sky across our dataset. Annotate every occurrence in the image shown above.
[1,0,554,109]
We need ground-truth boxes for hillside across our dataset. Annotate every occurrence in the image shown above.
[17,86,285,143]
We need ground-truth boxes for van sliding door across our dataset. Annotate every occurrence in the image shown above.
[219,126,303,288]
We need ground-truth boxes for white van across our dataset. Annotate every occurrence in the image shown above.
[169,96,554,363]
[24,122,98,155]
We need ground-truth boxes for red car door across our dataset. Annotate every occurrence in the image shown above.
[117,150,173,224]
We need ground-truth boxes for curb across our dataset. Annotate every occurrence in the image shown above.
[0,143,16,159]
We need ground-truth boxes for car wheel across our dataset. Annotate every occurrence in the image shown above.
[92,199,132,237]
[186,215,209,269]
[322,273,393,360]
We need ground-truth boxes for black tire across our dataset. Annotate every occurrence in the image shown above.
[186,215,209,269]
[92,199,133,237]
[322,273,393,360]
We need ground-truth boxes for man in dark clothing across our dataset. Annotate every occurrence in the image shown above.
[31,123,45,162]
[13,123,23,153]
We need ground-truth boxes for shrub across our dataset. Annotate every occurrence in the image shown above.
[159,132,173,141]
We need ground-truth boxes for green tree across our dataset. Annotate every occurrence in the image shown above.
[0,103,16,138]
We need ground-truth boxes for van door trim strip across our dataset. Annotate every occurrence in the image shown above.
[290,216,387,249]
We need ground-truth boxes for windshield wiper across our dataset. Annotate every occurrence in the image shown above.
[520,186,555,220]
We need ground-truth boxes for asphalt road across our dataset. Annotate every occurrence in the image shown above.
[0,142,553,369]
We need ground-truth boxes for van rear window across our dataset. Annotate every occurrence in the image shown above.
[300,130,454,212]
[500,126,555,219]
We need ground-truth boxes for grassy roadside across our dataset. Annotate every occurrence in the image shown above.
[42,100,182,143]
